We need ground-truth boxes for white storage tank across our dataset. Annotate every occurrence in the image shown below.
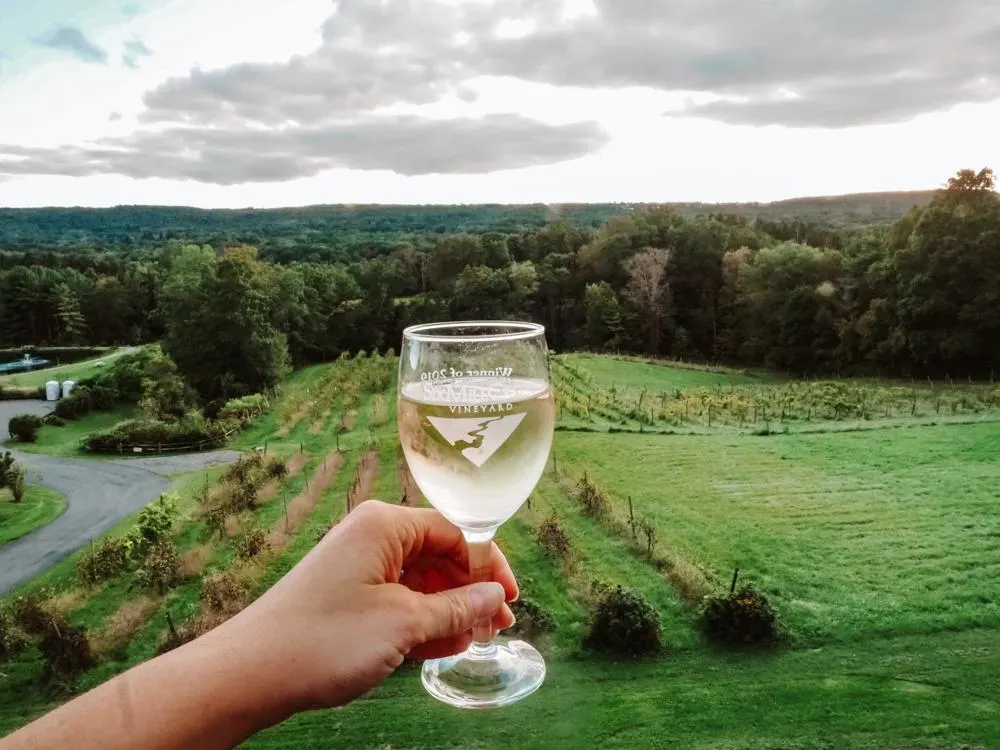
[45,381,60,401]
[62,380,76,399]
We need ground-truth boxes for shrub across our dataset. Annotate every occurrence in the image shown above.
[136,540,181,594]
[235,522,269,561]
[131,493,179,554]
[201,572,249,614]
[53,385,93,420]
[218,394,268,425]
[8,414,43,443]
[536,516,572,563]
[78,537,134,585]
[508,599,556,639]
[39,618,95,683]
[583,585,662,657]
[0,611,27,662]
[89,385,117,411]
[46,415,66,427]
[0,451,17,488]
[10,592,55,636]
[8,463,25,503]
[266,457,289,480]
[701,583,783,646]
[84,416,225,453]
[224,452,265,484]
[574,473,610,519]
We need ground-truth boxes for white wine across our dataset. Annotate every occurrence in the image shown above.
[399,377,554,530]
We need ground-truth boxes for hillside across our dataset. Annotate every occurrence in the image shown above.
[0,191,934,256]
[1,353,998,748]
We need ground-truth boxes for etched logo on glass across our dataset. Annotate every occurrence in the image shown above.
[426,414,527,468]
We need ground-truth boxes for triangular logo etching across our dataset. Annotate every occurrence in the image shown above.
[426,414,527,468]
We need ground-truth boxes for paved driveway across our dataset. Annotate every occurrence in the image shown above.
[0,400,239,595]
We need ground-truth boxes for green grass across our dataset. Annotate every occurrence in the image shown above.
[14,407,134,457]
[0,487,67,548]
[564,352,774,391]
[0,348,127,389]
[3,353,1000,748]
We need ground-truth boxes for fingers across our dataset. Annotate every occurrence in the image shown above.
[359,502,518,601]
[409,581,506,645]
[406,604,516,661]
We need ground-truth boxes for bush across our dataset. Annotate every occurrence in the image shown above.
[84,416,225,453]
[508,599,556,639]
[89,384,117,411]
[574,473,610,519]
[224,452,265,484]
[0,611,27,662]
[8,414,43,443]
[53,385,93,420]
[46,415,66,427]
[39,618,95,683]
[201,572,249,614]
[536,516,572,563]
[8,463,25,503]
[10,592,54,636]
[266,457,289,480]
[700,583,783,646]
[583,585,662,657]
[0,451,15,487]
[136,540,181,594]
[235,522,269,561]
[131,493,179,554]
[78,537,134,585]
[218,394,268,425]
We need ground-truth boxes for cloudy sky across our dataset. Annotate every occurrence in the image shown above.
[0,0,997,207]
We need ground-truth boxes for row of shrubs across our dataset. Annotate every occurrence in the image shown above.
[83,415,227,453]
[535,511,784,655]
[77,494,181,590]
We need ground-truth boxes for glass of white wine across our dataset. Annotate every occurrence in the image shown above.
[398,321,554,709]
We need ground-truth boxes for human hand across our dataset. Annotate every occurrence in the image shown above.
[207,501,517,713]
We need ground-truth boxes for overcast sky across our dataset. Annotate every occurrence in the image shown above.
[0,0,997,208]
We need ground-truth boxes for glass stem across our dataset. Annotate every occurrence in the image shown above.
[464,529,498,659]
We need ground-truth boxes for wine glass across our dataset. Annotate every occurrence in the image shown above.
[398,321,554,709]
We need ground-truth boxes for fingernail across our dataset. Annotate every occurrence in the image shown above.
[468,582,505,619]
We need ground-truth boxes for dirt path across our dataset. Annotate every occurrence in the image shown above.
[268,451,342,549]
[0,400,241,595]
[345,450,379,514]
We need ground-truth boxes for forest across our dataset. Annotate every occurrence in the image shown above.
[0,170,994,403]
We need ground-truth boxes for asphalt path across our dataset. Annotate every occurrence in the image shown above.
[0,400,240,595]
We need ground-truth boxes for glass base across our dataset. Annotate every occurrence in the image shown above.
[421,637,545,709]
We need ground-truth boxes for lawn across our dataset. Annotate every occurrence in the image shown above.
[563,352,775,391]
[0,486,67,548]
[2,354,999,749]
[0,348,128,390]
[13,407,135,457]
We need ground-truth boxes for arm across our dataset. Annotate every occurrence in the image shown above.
[3,502,516,750]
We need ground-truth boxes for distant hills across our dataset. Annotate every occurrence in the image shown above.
[0,191,935,255]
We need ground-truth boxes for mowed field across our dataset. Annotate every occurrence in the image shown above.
[2,355,999,749]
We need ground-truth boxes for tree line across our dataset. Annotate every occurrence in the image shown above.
[0,169,994,402]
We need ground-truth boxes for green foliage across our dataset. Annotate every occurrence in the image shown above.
[8,414,43,443]
[218,393,268,425]
[161,246,290,402]
[235,521,269,561]
[701,583,784,646]
[266,457,289,480]
[0,611,27,662]
[573,472,610,519]
[201,571,249,614]
[535,515,573,563]
[9,592,54,636]
[84,415,224,453]
[53,385,94,420]
[130,493,180,555]
[39,619,96,684]
[135,540,181,594]
[508,599,556,639]
[583,584,662,657]
[77,537,134,585]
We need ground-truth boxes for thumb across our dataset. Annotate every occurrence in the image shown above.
[412,582,506,644]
